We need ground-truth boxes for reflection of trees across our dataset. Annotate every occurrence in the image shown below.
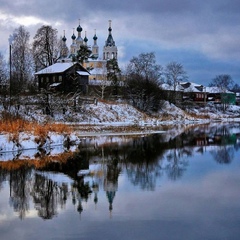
[32,174,68,220]
[126,162,161,190]
[0,123,239,220]
[208,125,236,164]
[165,149,188,181]
[124,135,165,190]
[164,135,191,181]
[210,146,234,164]
[9,165,32,219]
[0,169,8,191]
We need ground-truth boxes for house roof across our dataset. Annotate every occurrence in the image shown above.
[35,62,89,75]
[160,83,184,91]
[206,86,234,94]
[183,85,202,93]
[89,68,104,75]
[77,71,90,76]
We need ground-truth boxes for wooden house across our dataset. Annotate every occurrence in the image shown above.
[178,82,206,103]
[35,62,90,93]
[206,87,236,105]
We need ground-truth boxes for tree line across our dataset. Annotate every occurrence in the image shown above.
[0,24,240,115]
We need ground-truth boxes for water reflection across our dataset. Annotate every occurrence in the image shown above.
[0,123,239,222]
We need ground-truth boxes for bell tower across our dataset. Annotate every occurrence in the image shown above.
[103,20,118,60]
[91,29,99,59]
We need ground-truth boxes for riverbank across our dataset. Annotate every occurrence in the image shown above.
[1,100,240,160]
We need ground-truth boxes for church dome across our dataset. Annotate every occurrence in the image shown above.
[71,33,76,40]
[62,35,67,42]
[84,36,88,42]
[93,34,98,41]
[77,24,82,32]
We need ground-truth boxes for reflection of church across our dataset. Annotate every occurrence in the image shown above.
[59,20,118,82]
[104,158,121,214]
[70,157,121,217]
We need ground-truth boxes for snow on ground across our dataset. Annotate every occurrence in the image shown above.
[0,100,240,160]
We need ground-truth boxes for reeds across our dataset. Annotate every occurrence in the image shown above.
[0,151,74,171]
[0,117,71,147]
[0,118,71,135]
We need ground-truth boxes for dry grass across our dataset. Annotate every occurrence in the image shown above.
[0,118,71,146]
[0,118,71,135]
[0,151,74,171]
[186,112,210,119]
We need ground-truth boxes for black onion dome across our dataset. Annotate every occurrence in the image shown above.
[62,35,67,42]
[93,34,98,41]
[71,33,76,40]
[77,24,82,32]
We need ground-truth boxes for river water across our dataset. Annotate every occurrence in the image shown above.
[0,123,240,240]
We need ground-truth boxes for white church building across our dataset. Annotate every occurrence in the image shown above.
[58,20,118,83]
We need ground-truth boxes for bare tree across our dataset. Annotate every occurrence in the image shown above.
[125,52,164,112]
[11,26,33,95]
[209,74,234,91]
[0,52,8,109]
[127,52,163,83]
[0,52,7,86]
[231,83,240,93]
[92,66,111,99]
[209,74,234,111]
[164,61,188,103]
[32,25,58,71]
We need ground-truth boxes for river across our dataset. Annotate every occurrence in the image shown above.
[0,123,240,240]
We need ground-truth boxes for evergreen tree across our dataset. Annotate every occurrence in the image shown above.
[75,45,92,65]
[106,58,121,96]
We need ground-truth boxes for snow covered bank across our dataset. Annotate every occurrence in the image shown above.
[0,129,82,158]
[44,101,240,125]
[1,100,240,160]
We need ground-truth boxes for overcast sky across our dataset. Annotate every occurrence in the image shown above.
[1,0,240,86]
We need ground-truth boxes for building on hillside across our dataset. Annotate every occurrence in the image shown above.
[206,87,236,105]
[102,20,118,60]
[35,62,90,93]
[160,83,184,103]
[161,81,236,105]
[179,82,207,103]
[36,20,118,93]
[236,92,240,105]
[59,20,118,64]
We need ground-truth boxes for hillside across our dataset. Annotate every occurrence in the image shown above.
[28,100,240,125]
[1,100,240,160]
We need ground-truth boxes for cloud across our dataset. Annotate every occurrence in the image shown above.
[0,0,240,84]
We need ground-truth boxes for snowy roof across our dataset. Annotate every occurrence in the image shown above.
[183,85,202,93]
[162,81,204,92]
[206,86,234,94]
[35,62,76,75]
[35,62,89,75]
[77,71,90,76]
[89,79,112,86]
[160,83,184,91]
[49,82,61,87]
[90,68,104,75]
[179,81,204,92]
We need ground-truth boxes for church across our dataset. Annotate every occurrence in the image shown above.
[35,20,118,93]
[59,20,118,76]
